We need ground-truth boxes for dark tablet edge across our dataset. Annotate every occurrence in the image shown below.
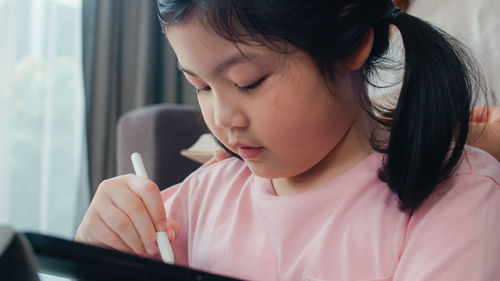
[22,232,239,281]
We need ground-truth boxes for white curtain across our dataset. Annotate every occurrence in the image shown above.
[0,0,88,242]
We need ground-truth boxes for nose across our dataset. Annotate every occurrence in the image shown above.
[212,90,249,129]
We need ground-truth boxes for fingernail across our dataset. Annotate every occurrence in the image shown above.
[157,219,168,231]
[168,229,176,241]
[147,243,158,256]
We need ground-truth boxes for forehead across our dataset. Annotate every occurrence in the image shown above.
[165,20,288,76]
[166,20,240,62]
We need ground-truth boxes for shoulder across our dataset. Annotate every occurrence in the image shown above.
[410,146,500,225]
[452,145,500,185]
[162,157,251,200]
[188,157,251,185]
[397,146,500,279]
[431,145,500,207]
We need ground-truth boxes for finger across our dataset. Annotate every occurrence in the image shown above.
[126,175,168,232]
[97,198,149,255]
[488,106,500,123]
[108,183,160,256]
[214,149,231,161]
[92,215,137,254]
[166,218,181,242]
[76,211,135,255]
[470,106,489,123]
[202,150,231,167]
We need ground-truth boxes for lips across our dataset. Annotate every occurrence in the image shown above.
[237,146,264,159]
[230,142,264,159]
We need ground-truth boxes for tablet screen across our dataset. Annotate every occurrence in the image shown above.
[23,232,239,281]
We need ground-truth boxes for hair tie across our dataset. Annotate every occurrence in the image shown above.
[388,7,403,23]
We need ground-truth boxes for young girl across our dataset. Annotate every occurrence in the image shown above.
[76,0,500,280]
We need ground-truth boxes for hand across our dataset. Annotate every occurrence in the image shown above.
[75,174,180,258]
[468,106,500,161]
[470,106,500,123]
[202,149,232,167]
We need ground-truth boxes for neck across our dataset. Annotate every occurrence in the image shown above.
[272,111,374,196]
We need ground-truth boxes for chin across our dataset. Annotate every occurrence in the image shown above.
[245,163,276,179]
[245,162,297,179]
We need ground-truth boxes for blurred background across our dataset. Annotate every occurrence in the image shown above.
[0,0,197,237]
[0,0,87,239]
[0,1,196,279]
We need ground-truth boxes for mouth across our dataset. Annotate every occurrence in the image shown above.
[231,143,264,159]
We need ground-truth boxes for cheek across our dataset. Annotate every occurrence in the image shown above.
[199,95,215,131]
[198,96,228,144]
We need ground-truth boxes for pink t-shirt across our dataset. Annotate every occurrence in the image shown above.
[161,146,500,281]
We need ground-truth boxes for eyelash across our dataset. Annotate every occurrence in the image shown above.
[236,77,266,93]
[196,86,211,94]
[195,77,266,94]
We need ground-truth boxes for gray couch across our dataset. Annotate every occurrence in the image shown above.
[116,104,208,190]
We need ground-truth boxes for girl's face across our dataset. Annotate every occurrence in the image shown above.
[167,20,371,183]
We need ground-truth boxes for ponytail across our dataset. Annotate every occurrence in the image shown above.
[375,7,480,211]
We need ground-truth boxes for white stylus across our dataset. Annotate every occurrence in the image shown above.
[131,152,175,264]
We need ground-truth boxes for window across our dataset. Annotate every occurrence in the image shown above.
[0,0,88,279]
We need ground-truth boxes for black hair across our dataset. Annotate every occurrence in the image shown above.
[157,0,483,211]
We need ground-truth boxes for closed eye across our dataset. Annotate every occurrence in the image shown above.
[236,77,266,93]
[196,85,211,94]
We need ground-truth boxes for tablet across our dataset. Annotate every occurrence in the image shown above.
[23,232,239,281]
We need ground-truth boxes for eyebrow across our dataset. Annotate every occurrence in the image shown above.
[177,53,257,78]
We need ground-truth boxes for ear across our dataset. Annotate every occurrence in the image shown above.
[346,28,374,71]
